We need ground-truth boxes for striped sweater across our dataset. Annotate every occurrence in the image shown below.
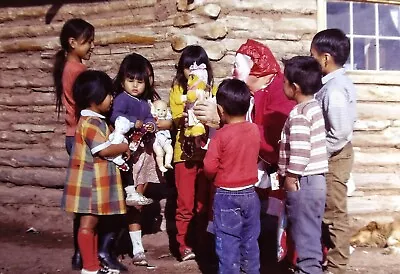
[278,99,328,176]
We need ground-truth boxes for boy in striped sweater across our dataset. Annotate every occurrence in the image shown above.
[278,56,328,274]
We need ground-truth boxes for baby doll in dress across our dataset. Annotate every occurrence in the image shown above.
[151,99,173,173]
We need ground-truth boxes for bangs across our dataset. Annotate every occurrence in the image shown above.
[124,67,148,81]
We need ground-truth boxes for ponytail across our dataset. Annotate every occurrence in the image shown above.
[53,49,67,117]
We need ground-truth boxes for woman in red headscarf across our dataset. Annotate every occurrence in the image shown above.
[194,39,295,271]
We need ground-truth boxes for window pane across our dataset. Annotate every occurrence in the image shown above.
[353,3,375,35]
[379,4,400,37]
[353,38,376,70]
[379,39,400,70]
[327,2,350,33]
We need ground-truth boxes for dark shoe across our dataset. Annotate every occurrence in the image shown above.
[98,233,128,272]
[72,251,83,270]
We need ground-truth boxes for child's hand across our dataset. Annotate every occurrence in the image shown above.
[144,122,155,133]
[122,148,131,161]
[135,120,143,129]
[283,175,300,192]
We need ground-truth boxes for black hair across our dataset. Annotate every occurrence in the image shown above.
[216,78,251,116]
[172,45,214,94]
[283,56,323,96]
[53,18,95,117]
[113,53,154,100]
[73,70,113,119]
[311,28,350,66]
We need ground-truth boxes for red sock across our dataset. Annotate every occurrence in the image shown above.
[78,229,99,271]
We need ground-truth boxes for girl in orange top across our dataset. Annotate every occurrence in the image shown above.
[53,18,95,271]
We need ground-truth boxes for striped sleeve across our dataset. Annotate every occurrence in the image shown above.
[287,114,311,175]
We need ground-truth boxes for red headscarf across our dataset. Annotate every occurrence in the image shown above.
[236,39,280,77]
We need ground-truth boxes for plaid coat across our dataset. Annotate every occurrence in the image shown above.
[61,112,126,215]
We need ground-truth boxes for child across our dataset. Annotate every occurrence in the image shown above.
[111,53,170,266]
[169,45,213,261]
[311,28,357,274]
[278,56,328,274]
[151,99,173,173]
[61,70,129,274]
[110,53,156,207]
[53,18,94,271]
[203,79,261,274]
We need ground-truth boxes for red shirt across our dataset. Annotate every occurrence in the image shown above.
[253,73,295,165]
[204,121,260,188]
[62,60,87,137]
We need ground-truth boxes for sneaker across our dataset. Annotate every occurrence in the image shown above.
[81,266,120,274]
[181,248,195,261]
[126,192,153,206]
[132,252,148,266]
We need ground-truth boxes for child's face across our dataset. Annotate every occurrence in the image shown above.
[123,77,146,97]
[183,68,191,80]
[283,75,295,100]
[310,45,327,74]
[70,35,95,61]
[98,94,113,114]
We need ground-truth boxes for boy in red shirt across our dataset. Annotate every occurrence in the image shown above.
[204,79,261,274]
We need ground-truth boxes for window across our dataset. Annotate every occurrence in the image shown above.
[325,0,400,71]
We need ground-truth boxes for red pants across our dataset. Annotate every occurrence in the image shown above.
[175,161,210,254]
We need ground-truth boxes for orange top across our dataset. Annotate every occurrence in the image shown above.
[62,60,87,136]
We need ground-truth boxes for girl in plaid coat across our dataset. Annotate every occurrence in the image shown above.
[61,70,130,274]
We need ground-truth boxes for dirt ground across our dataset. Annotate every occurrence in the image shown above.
[1,219,400,274]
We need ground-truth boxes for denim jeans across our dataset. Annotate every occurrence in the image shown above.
[213,187,261,274]
[65,136,75,156]
[286,174,326,274]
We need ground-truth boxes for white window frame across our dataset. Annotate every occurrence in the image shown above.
[317,0,400,83]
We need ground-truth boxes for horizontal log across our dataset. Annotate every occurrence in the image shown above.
[0,130,64,145]
[0,0,156,23]
[217,0,317,15]
[0,184,70,233]
[0,149,68,168]
[352,127,400,148]
[348,194,400,215]
[0,166,66,188]
[356,84,400,102]
[357,102,400,120]
[352,173,400,190]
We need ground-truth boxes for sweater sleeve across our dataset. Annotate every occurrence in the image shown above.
[325,87,353,154]
[287,114,311,175]
[169,85,184,128]
[203,133,221,179]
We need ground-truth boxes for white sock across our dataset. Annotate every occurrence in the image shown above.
[129,230,144,255]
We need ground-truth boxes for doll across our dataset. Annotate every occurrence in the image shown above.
[151,100,173,173]
[184,62,209,138]
[108,116,135,171]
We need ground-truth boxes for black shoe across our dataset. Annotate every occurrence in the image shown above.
[98,232,128,272]
[71,250,83,270]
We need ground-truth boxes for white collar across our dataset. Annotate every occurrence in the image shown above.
[322,68,346,84]
[81,109,105,119]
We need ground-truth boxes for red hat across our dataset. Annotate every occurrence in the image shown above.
[236,39,280,77]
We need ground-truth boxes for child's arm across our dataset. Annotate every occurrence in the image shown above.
[203,135,221,180]
[97,143,130,158]
[169,85,185,128]
[287,114,311,175]
[84,117,131,159]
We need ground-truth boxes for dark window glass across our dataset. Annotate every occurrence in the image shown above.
[380,39,400,70]
[327,2,350,33]
[353,3,375,35]
[354,38,376,70]
[379,4,400,37]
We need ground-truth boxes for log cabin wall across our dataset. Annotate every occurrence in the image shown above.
[0,0,398,232]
